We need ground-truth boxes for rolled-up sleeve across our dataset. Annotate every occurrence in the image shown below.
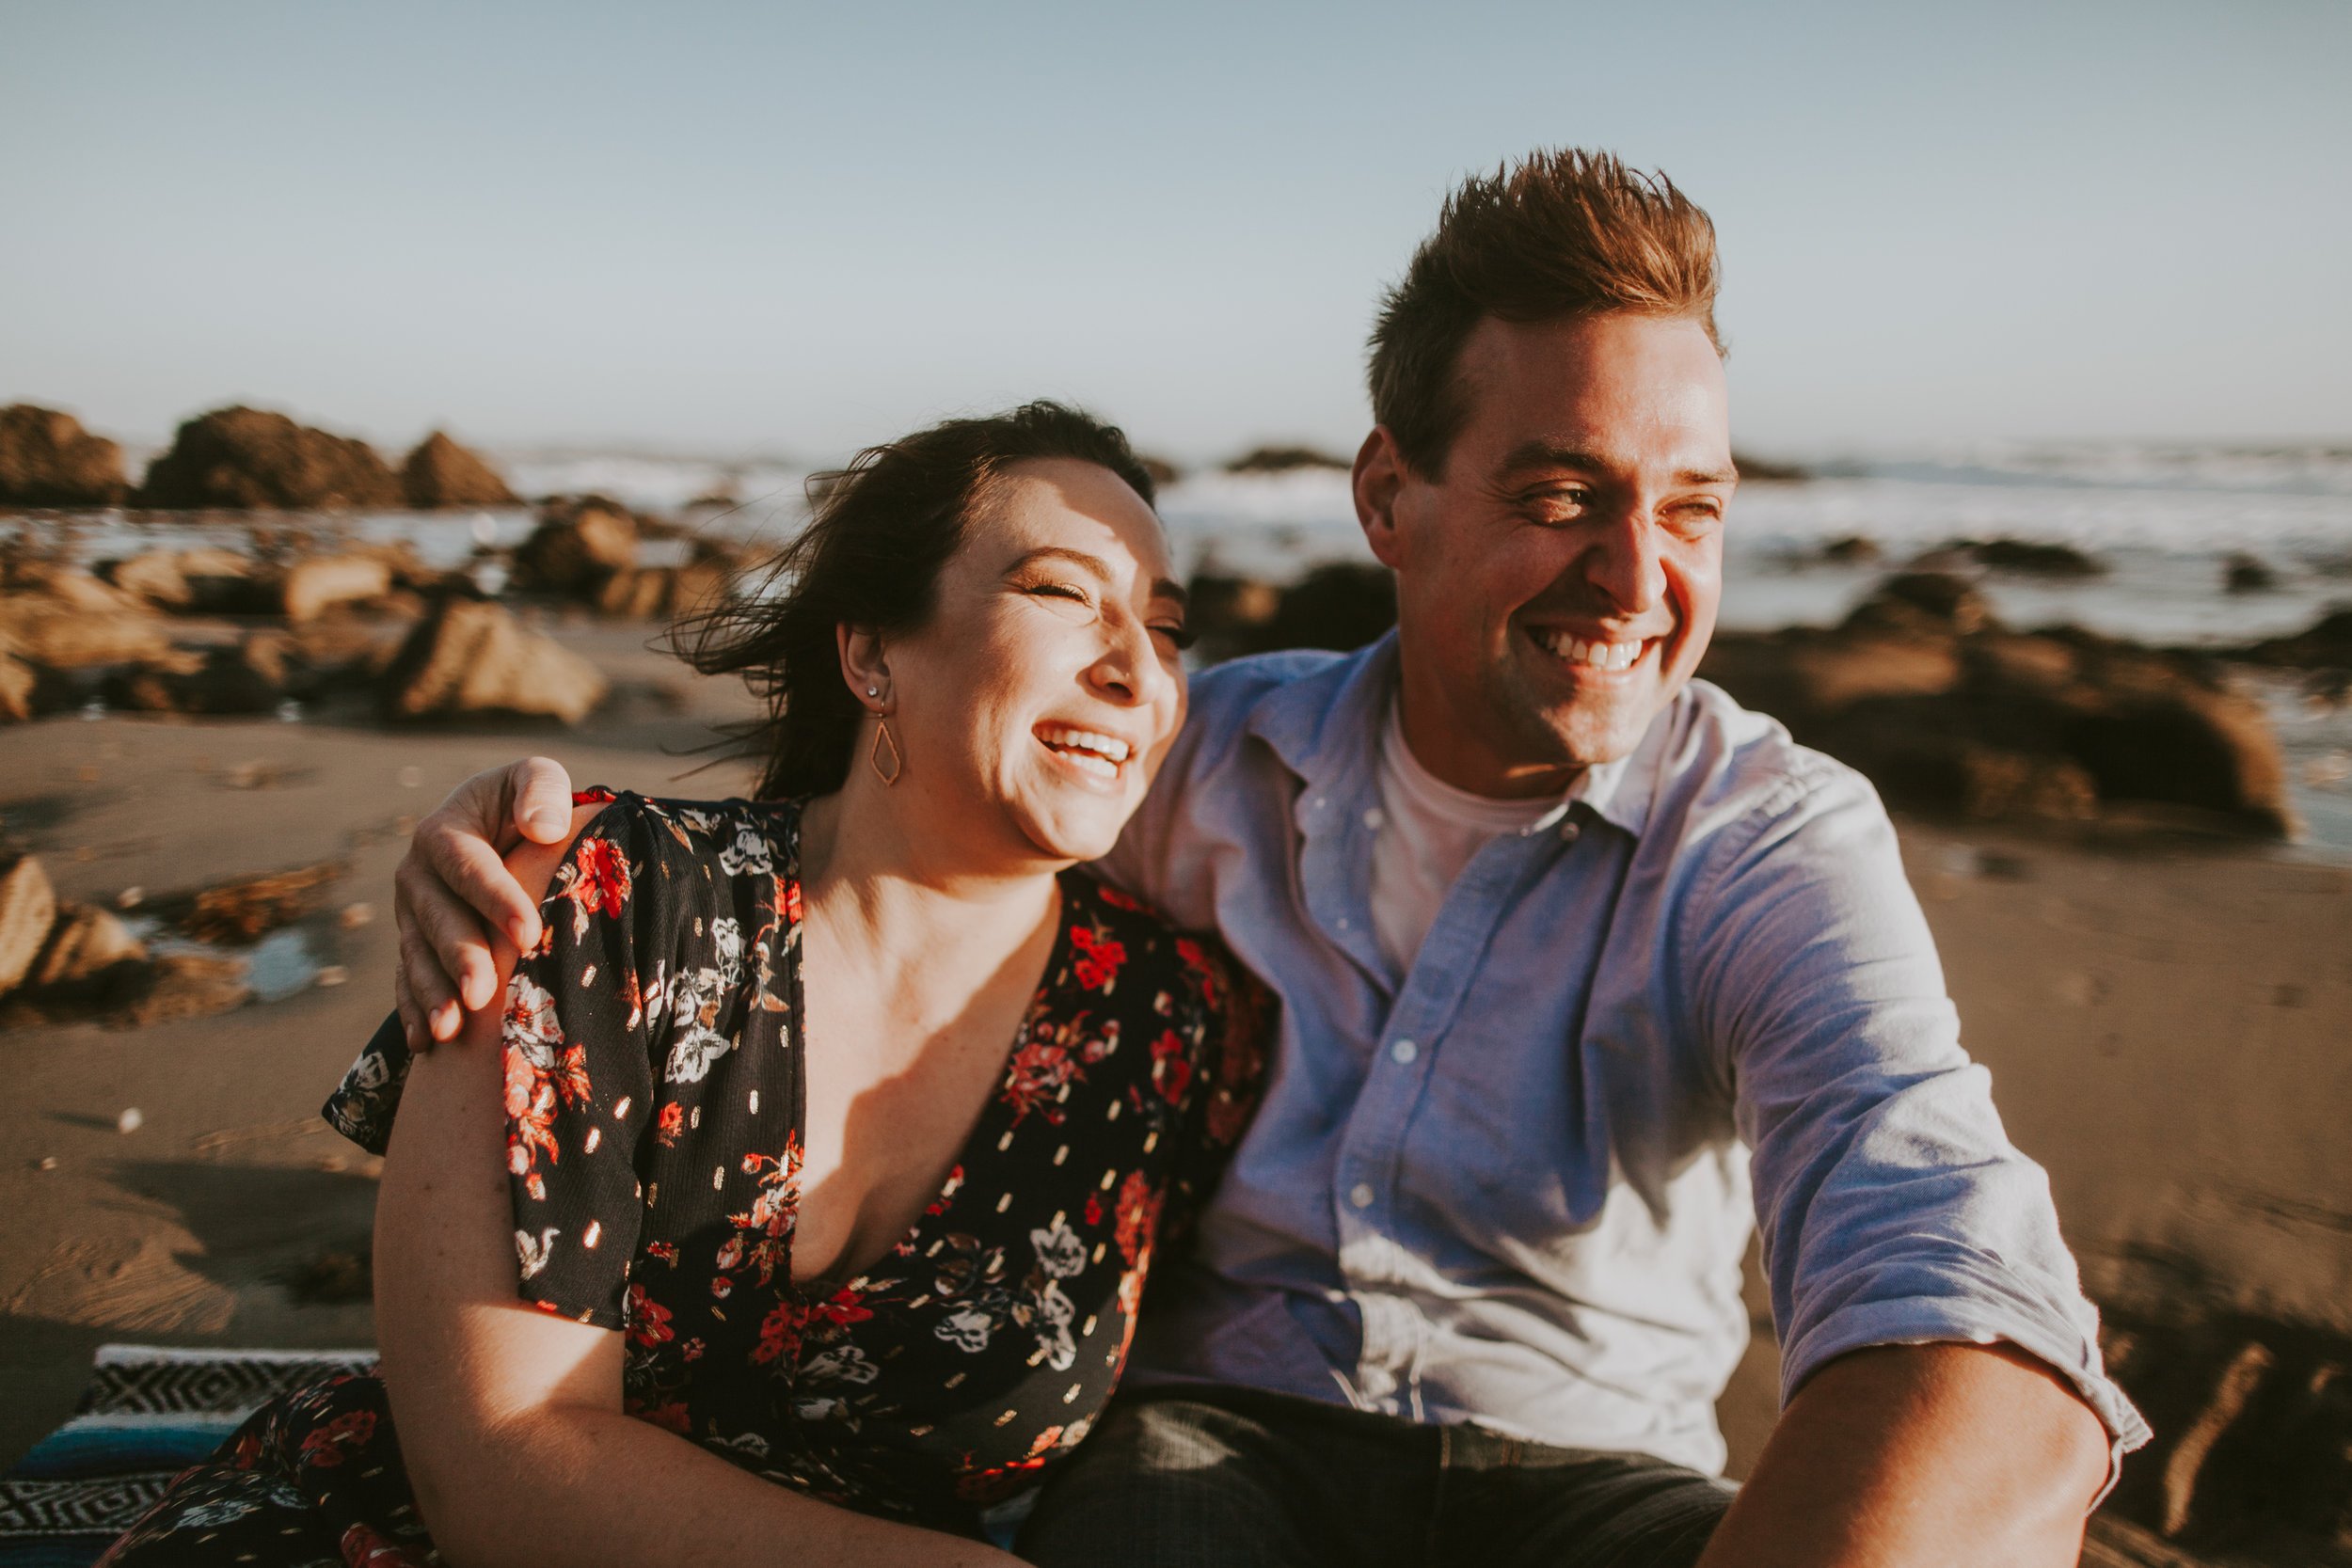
[1687,764,2150,1493]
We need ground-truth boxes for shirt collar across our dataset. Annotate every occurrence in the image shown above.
[1239,627,1669,842]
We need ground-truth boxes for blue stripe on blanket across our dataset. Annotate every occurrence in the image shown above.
[0,1345,371,1568]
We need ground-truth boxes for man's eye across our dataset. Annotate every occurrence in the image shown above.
[1521,489,1592,525]
[1153,622,1197,652]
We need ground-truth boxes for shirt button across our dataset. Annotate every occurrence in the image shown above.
[1336,916,1350,930]
[1363,806,1385,829]
[1390,1037,1418,1064]
[1348,1182,1375,1210]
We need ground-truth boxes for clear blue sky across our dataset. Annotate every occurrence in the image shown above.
[3,0,2345,463]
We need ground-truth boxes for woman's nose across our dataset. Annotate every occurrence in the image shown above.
[1089,620,1168,707]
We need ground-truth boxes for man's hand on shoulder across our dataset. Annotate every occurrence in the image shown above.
[392,756,577,1050]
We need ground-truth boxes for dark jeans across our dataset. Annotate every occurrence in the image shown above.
[1018,1385,1733,1568]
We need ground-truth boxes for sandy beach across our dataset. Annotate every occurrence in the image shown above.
[3,608,2347,1560]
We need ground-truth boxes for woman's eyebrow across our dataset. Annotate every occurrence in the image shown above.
[1007,545,1113,579]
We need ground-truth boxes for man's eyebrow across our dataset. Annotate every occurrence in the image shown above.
[1153,578,1189,611]
[1497,440,1737,487]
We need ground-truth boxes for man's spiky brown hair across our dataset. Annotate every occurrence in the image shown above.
[1368,150,1722,477]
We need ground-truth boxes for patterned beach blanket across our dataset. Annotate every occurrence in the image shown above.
[0,1345,373,1568]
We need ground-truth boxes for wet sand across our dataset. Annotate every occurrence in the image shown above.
[4,632,2347,1529]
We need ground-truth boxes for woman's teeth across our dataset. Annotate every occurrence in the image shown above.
[1039,725,1131,779]
[1539,632,1646,673]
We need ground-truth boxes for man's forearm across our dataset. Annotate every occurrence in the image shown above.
[1694,1341,2109,1568]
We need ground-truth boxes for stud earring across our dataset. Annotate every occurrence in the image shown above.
[866,686,879,697]
[869,717,903,786]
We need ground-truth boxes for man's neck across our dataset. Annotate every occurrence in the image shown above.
[1391,667,1585,802]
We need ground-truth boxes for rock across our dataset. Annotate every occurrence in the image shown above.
[2244,607,2352,670]
[594,561,730,621]
[1699,579,2293,836]
[101,546,265,614]
[1223,444,1351,474]
[1135,454,1184,489]
[0,855,57,996]
[113,953,251,1026]
[2222,552,2279,594]
[136,405,402,511]
[109,633,295,716]
[400,431,518,509]
[0,579,170,669]
[379,598,607,724]
[26,902,148,998]
[0,652,33,722]
[513,497,638,595]
[280,554,393,622]
[0,404,129,507]
[1188,563,1397,663]
[177,861,343,943]
[1818,535,1880,565]
[1964,538,2106,577]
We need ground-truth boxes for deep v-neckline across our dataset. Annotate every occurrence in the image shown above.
[775,801,1075,1302]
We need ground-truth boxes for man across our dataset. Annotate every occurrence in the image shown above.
[392,151,2145,1565]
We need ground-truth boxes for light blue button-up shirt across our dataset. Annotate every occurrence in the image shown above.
[1099,632,2148,1478]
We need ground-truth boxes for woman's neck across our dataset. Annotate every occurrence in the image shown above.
[795,779,1065,985]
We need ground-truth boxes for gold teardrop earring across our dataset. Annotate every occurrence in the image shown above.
[868,715,903,786]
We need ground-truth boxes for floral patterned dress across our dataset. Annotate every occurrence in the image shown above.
[101,791,1267,1566]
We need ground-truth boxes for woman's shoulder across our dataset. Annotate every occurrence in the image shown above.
[567,789,800,879]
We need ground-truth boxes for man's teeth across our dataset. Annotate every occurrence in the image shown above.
[1540,632,1646,672]
[1039,726,1131,778]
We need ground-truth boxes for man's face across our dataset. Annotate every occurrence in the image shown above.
[1358,311,1735,796]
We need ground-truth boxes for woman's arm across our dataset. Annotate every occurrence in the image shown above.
[374,806,1023,1568]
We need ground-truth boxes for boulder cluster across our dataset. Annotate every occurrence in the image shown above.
[0,401,526,513]
[0,853,248,1027]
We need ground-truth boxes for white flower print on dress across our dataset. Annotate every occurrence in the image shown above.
[516,1227,559,1279]
[1030,1219,1087,1279]
[935,1305,996,1353]
[711,916,744,983]
[1033,1278,1077,1370]
[718,825,772,877]
[665,1022,736,1085]
[803,1343,881,1386]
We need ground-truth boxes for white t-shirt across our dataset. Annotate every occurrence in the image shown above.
[1370,696,1565,975]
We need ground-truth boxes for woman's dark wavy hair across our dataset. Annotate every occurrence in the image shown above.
[671,401,1159,799]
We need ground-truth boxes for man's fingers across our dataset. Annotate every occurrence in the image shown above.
[395,911,464,1045]
[393,968,424,1054]
[418,810,544,953]
[509,756,576,844]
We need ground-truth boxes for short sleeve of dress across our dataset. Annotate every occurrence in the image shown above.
[1157,931,1272,1244]
[501,796,669,1328]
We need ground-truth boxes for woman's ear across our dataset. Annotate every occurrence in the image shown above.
[837,624,890,712]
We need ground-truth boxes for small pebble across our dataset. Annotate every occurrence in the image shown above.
[397,766,423,788]
[34,1156,58,1172]
[116,1107,144,1134]
[76,764,101,783]
[117,886,145,910]
[315,965,349,988]
[275,700,303,723]
[393,815,417,836]
[339,902,374,929]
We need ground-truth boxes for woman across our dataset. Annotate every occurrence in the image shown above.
[102,403,1266,1567]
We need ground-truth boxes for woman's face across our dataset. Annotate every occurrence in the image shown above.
[874,458,1190,867]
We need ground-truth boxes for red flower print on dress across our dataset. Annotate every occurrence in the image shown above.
[1070,924,1127,990]
[1149,1029,1193,1103]
[296,1409,376,1470]
[1113,1167,1161,1271]
[726,1133,804,1286]
[339,1522,430,1568]
[656,1101,685,1147]
[502,975,590,1183]
[625,1283,675,1351]
[558,832,633,942]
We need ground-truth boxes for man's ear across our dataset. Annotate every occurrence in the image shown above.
[836,624,889,710]
[1354,427,1410,571]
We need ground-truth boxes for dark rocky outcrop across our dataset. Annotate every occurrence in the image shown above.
[102,546,260,613]
[0,568,171,669]
[1223,444,1351,475]
[2242,607,2352,671]
[1911,538,2107,578]
[2222,552,2280,594]
[0,404,128,507]
[1700,575,2293,836]
[595,561,731,621]
[400,431,519,509]
[137,406,402,511]
[1730,451,1809,483]
[1187,562,1396,664]
[175,861,343,943]
[379,597,607,724]
[513,496,638,596]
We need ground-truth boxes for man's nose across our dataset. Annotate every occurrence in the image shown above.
[1581,505,1667,615]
